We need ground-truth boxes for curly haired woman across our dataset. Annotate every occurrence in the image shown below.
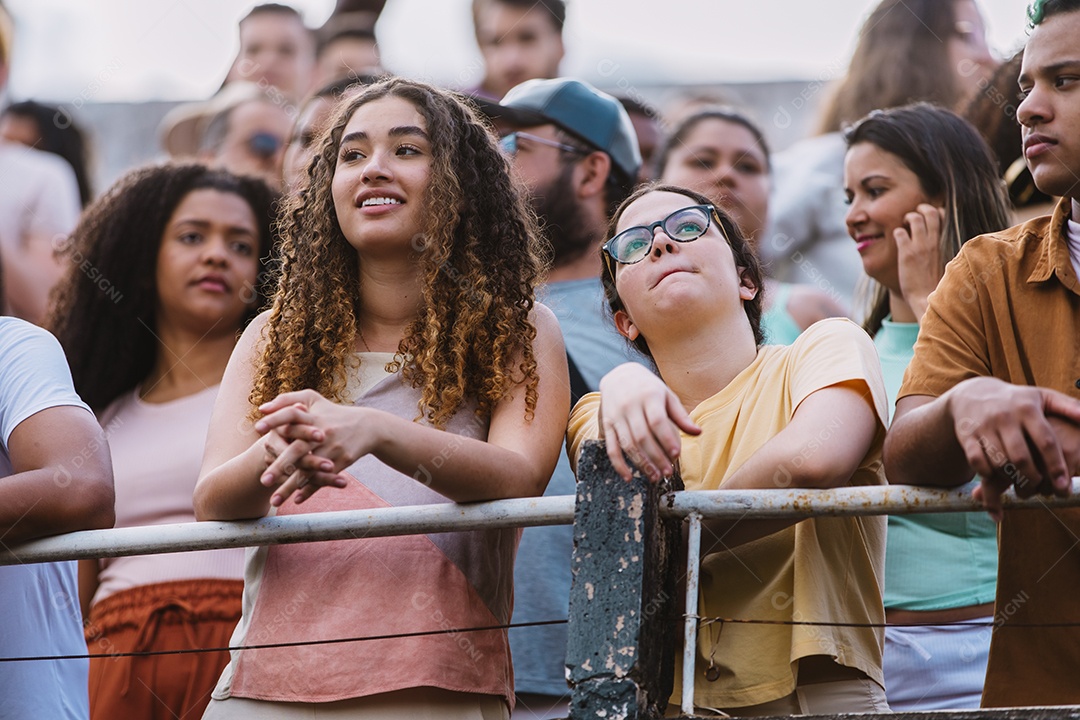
[194,78,569,719]
[47,163,278,720]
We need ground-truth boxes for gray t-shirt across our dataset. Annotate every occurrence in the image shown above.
[0,143,81,316]
[764,132,864,312]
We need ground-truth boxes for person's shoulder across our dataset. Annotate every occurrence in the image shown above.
[0,142,75,180]
[784,283,848,328]
[531,301,561,334]
[533,300,558,320]
[235,309,273,358]
[961,210,1058,260]
[771,318,876,375]
[0,315,39,336]
[790,317,870,349]
[0,317,62,356]
[0,320,85,434]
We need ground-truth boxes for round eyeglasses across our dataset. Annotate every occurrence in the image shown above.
[603,205,720,265]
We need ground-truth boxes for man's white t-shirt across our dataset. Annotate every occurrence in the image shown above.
[0,142,82,317]
[1067,217,1080,281]
[0,142,80,252]
[0,317,94,719]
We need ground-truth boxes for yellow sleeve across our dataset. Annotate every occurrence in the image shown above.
[788,318,890,428]
[565,391,602,474]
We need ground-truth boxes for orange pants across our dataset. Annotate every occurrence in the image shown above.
[86,578,243,720]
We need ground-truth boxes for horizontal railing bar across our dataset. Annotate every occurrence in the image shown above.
[0,495,578,566]
[6,482,1079,566]
[660,479,1080,520]
[676,708,1080,719]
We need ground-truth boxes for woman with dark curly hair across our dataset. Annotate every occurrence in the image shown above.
[194,77,568,718]
[568,185,890,715]
[47,163,278,720]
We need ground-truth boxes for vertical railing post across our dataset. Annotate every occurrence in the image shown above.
[565,440,682,719]
[680,512,701,716]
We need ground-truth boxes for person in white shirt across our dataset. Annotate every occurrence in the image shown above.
[0,5,82,324]
[0,316,115,720]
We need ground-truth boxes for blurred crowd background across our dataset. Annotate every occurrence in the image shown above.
[0,0,1028,192]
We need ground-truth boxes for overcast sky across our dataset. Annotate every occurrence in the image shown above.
[4,0,1031,103]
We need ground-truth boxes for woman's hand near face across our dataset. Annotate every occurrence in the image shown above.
[598,363,702,482]
[895,203,946,323]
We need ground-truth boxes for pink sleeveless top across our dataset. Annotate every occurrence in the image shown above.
[212,372,518,707]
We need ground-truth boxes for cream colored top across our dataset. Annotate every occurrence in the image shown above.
[344,351,398,401]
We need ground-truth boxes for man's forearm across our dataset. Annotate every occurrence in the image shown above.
[1,468,114,545]
[885,393,975,488]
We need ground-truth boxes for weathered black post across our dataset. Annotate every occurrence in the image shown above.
[565,440,683,719]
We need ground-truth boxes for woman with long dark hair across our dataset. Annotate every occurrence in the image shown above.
[767,0,998,310]
[843,103,1012,709]
[48,163,278,720]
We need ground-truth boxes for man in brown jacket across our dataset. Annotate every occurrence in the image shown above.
[884,0,1080,706]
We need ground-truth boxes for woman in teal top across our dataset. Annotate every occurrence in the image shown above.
[843,103,1012,710]
[658,108,845,344]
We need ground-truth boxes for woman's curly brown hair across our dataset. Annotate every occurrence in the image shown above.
[48,163,279,412]
[252,77,547,429]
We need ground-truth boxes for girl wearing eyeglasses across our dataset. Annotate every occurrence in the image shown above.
[567,184,890,715]
[843,103,1011,710]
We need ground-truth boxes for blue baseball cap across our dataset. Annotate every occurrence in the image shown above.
[482,78,642,184]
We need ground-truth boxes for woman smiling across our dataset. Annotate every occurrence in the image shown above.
[195,78,568,719]
[843,103,1011,710]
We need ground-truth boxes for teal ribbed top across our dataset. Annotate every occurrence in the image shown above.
[876,318,998,610]
[760,282,803,346]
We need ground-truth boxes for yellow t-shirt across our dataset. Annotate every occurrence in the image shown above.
[567,318,889,708]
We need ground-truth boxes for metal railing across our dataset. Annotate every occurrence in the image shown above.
[669,482,1080,716]
[8,482,1079,567]
[0,495,576,566]
[5,479,1080,719]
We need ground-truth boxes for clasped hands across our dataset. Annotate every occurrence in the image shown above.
[253,389,373,507]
